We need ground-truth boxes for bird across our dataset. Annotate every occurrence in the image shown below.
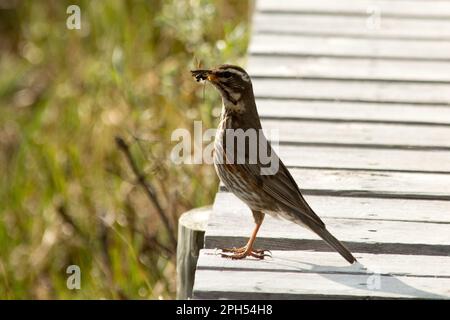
[191,64,356,264]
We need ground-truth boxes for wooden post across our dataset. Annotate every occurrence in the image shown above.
[176,206,211,299]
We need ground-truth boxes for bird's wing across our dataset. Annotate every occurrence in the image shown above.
[236,151,325,229]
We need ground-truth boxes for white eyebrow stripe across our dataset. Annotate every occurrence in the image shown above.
[220,68,250,82]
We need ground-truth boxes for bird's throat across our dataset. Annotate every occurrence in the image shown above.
[222,97,245,113]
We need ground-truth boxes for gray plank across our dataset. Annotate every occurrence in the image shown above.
[194,268,450,299]
[257,0,450,19]
[250,34,450,61]
[253,78,450,105]
[248,56,450,83]
[260,119,450,149]
[288,168,450,199]
[278,145,450,173]
[255,99,450,125]
[253,13,450,40]
[214,192,450,224]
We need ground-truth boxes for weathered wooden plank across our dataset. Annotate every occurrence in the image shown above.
[253,13,450,40]
[194,268,450,299]
[253,78,450,105]
[214,192,450,224]
[248,56,450,83]
[205,196,450,254]
[277,145,450,173]
[255,99,450,125]
[257,0,450,20]
[250,34,450,61]
[260,120,450,149]
[288,168,450,199]
[197,250,450,278]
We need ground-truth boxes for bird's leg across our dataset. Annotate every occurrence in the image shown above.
[221,211,270,259]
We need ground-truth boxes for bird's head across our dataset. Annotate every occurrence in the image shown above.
[191,64,253,109]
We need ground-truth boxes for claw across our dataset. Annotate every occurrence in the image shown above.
[250,250,272,259]
[219,247,271,260]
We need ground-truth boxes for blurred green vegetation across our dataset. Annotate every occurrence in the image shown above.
[0,0,249,299]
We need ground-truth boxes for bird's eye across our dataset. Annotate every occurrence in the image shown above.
[220,71,233,78]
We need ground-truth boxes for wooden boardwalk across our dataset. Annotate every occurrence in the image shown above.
[192,0,450,299]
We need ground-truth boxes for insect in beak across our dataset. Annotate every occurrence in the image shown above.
[191,69,217,82]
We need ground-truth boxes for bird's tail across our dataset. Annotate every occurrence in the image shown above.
[313,226,356,264]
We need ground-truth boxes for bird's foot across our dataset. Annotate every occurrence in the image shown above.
[220,246,271,260]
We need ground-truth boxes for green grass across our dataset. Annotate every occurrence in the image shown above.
[0,0,249,299]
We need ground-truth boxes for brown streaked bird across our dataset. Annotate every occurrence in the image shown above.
[191,65,356,264]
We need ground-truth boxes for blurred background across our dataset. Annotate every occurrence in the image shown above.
[0,0,249,299]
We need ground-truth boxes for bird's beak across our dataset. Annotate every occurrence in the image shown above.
[207,73,218,82]
[191,69,217,83]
